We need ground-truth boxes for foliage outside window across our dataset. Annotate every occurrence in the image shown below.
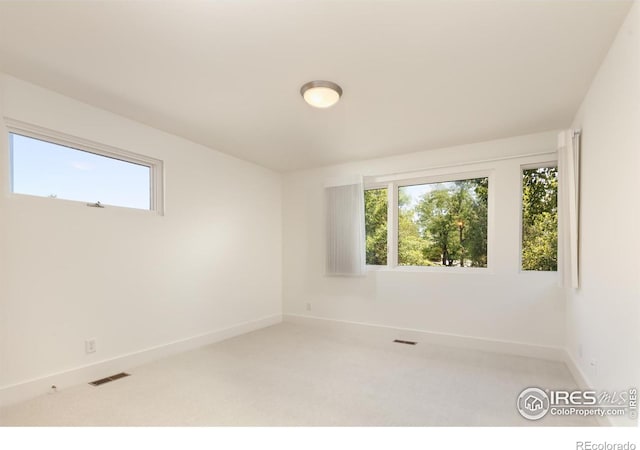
[364,177,489,268]
[364,188,387,265]
[398,178,488,267]
[521,166,558,271]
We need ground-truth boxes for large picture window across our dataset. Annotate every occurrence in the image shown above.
[364,174,489,269]
[399,178,488,267]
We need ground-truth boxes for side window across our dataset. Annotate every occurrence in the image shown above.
[521,166,558,271]
[364,187,388,265]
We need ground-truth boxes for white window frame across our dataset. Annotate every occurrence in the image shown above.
[365,169,494,272]
[5,118,164,214]
[519,161,558,273]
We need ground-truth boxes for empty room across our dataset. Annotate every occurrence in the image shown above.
[0,0,638,446]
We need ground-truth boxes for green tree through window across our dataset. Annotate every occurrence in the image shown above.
[364,188,388,265]
[364,178,489,268]
[521,166,558,271]
[407,178,488,267]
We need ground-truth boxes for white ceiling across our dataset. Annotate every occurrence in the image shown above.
[0,1,632,171]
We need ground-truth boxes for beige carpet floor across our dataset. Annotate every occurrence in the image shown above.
[0,321,597,426]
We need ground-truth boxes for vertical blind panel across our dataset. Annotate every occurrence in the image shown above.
[558,129,580,288]
[325,183,366,276]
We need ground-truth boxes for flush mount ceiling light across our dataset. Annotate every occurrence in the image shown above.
[300,80,343,108]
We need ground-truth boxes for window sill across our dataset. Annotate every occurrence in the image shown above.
[7,192,164,216]
[367,265,493,274]
[518,269,559,275]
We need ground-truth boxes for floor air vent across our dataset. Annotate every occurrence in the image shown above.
[89,372,130,386]
[393,339,417,345]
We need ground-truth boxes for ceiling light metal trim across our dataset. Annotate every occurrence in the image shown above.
[300,80,343,108]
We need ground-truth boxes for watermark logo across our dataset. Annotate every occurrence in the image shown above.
[517,387,637,421]
[517,387,550,420]
[576,442,636,450]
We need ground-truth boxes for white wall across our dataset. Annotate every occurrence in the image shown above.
[283,131,566,350]
[0,75,282,396]
[566,2,639,426]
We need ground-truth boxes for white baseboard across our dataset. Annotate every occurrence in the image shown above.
[563,350,592,390]
[0,314,282,408]
[283,313,566,361]
[563,351,615,427]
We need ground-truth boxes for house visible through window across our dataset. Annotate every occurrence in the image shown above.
[521,166,558,271]
[9,130,161,211]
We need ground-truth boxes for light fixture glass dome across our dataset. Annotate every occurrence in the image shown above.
[300,80,342,108]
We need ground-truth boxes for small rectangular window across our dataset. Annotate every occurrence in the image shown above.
[8,123,162,212]
[364,187,388,265]
[398,177,488,267]
[521,166,558,271]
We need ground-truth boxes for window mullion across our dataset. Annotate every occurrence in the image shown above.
[387,182,398,268]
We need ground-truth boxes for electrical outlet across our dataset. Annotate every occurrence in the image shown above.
[85,339,97,354]
[305,302,312,311]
